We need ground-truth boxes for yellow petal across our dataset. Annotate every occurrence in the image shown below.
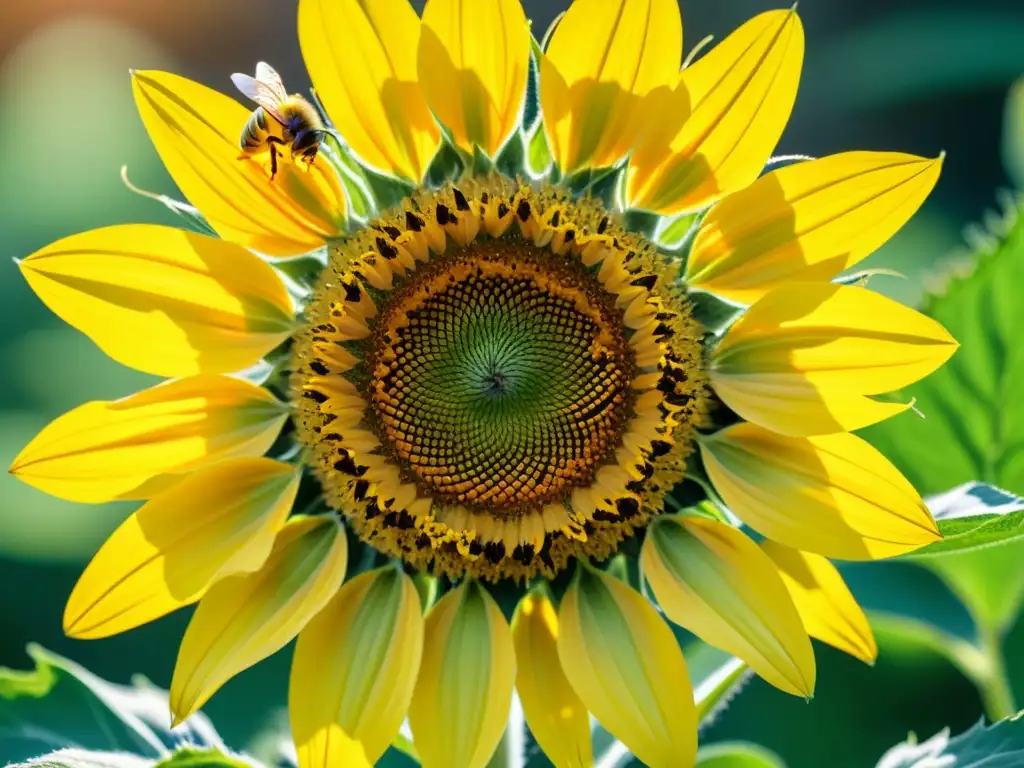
[627,10,804,214]
[9,375,288,503]
[419,0,530,157]
[290,567,424,768]
[557,566,696,768]
[700,423,940,560]
[760,541,878,664]
[132,71,346,256]
[642,515,815,697]
[710,283,958,436]
[170,515,348,723]
[298,0,441,181]
[542,0,683,174]
[687,152,944,304]
[511,591,592,768]
[64,458,298,640]
[409,581,515,768]
[18,225,296,378]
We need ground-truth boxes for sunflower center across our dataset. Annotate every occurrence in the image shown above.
[365,244,634,514]
[292,180,710,581]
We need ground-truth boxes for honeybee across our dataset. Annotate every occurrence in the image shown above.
[231,62,326,180]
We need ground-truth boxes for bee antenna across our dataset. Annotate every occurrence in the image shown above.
[322,127,348,148]
[120,166,164,202]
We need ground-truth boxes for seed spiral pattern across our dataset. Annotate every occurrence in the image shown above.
[367,247,634,514]
[292,180,711,581]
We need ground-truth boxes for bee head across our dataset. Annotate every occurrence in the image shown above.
[291,128,323,162]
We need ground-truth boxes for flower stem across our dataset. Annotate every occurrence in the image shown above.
[977,625,1017,721]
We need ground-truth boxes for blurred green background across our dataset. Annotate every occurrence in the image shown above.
[2,1,1024,765]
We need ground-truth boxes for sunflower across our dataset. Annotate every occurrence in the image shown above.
[10,0,956,766]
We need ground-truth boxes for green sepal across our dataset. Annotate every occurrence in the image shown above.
[424,140,467,188]
[316,96,416,217]
[525,124,554,178]
[494,132,527,178]
[539,12,565,53]
[324,133,416,216]
[361,166,417,212]
[271,249,328,303]
[120,167,215,237]
[655,211,700,251]
[557,164,623,208]
[524,33,544,131]
[318,140,376,221]
[470,144,496,176]
[620,209,660,238]
[411,570,440,612]
[689,289,745,335]
[603,553,630,584]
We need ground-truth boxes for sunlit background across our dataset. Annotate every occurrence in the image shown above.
[2,1,1024,765]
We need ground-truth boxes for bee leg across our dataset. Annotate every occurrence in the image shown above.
[265,137,287,181]
[291,130,324,168]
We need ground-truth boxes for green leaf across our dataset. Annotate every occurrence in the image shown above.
[155,747,253,768]
[863,200,1024,498]
[10,749,154,768]
[868,612,990,686]
[876,716,1024,767]
[696,742,786,767]
[913,483,1024,556]
[0,645,222,765]
[905,483,1024,631]
[9,746,254,768]
[863,199,1024,630]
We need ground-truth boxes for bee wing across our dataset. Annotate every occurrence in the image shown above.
[231,72,287,124]
[254,62,288,100]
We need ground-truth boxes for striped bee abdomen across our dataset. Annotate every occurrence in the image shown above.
[240,106,271,152]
